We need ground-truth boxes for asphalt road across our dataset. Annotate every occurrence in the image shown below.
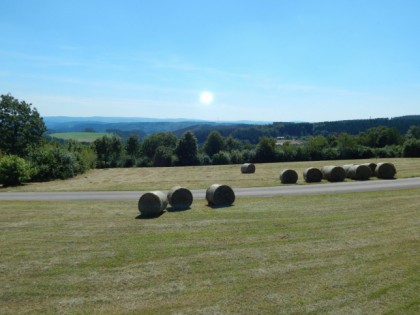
[1,177,420,202]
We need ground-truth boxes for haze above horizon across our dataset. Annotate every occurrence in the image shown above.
[1,1,419,122]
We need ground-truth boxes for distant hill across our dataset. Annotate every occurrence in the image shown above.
[44,115,420,143]
[43,116,268,136]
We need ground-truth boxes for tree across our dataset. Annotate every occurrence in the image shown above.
[0,94,46,156]
[124,134,141,167]
[92,135,124,168]
[402,139,420,157]
[153,146,173,167]
[175,131,199,166]
[204,131,225,157]
[141,133,177,160]
[406,125,420,139]
[254,136,277,163]
[357,126,403,148]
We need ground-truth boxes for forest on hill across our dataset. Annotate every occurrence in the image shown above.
[45,115,420,144]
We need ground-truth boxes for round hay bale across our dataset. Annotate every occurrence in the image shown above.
[361,162,377,176]
[280,169,298,184]
[241,163,255,174]
[138,191,168,217]
[342,164,355,178]
[206,184,235,207]
[375,162,396,179]
[167,186,193,210]
[321,165,346,182]
[347,164,372,181]
[303,167,323,183]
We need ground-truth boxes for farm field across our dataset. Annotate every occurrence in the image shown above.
[4,157,420,192]
[1,189,419,314]
[49,132,113,143]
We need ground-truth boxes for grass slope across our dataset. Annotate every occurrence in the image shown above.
[49,132,113,143]
[1,189,419,314]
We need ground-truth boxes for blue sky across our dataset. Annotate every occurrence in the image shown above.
[1,0,419,122]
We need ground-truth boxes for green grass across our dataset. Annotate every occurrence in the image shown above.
[1,189,419,314]
[49,132,113,143]
[6,157,420,192]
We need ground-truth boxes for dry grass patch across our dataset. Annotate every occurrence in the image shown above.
[4,158,420,192]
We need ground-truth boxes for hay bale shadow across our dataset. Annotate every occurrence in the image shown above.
[135,211,165,219]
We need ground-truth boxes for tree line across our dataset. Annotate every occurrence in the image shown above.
[1,94,420,186]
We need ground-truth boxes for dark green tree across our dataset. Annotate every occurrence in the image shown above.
[175,131,199,166]
[141,132,177,160]
[153,146,173,167]
[92,135,124,168]
[125,134,141,167]
[406,125,420,139]
[254,136,277,163]
[357,126,403,148]
[0,94,46,156]
[204,131,225,157]
[402,139,420,157]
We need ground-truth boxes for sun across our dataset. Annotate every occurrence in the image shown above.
[199,91,214,105]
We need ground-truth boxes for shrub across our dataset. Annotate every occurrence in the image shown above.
[29,146,80,181]
[230,150,244,164]
[0,155,32,186]
[212,151,231,165]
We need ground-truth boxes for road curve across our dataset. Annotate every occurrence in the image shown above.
[1,177,420,202]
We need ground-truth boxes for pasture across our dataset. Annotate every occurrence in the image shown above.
[48,132,113,143]
[1,158,419,314]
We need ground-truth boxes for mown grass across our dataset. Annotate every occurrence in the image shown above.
[49,132,113,143]
[1,189,419,314]
[4,157,420,192]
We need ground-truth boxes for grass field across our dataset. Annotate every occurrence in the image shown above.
[1,189,419,314]
[5,157,420,192]
[1,158,419,314]
[49,132,113,143]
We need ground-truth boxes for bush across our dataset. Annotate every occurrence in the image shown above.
[0,155,32,186]
[198,153,211,165]
[29,146,81,181]
[230,150,244,164]
[212,151,231,165]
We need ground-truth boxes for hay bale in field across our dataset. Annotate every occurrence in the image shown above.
[361,162,377,176]
[321,165,346,182]
[347,164,372,181]
[342,164,355,177]
[167,186,193,210]
[375,162,396,179]
[303,167,323,183]
[206,184,235,207]
[138,191,168,217]
[280,169,298,184]
[241,163,256,174]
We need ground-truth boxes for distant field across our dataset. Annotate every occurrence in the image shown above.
[49,132,113,142]
[6,157,420,192]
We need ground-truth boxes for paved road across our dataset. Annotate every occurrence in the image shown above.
[1,177,420,202]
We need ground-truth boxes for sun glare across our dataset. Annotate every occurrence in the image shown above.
[199,91,214,105]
